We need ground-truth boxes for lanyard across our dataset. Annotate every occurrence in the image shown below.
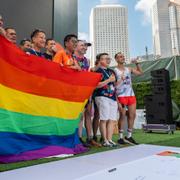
[32,49,41,57]
[101,68,112,79]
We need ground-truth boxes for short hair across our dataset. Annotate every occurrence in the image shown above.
[30,29,45,40]
[77,39,84,43]
[5,27,15,32]
[0,14,3,19]
[114,52,123,59]
[95,53,108,65]
[46,38,54,45]
[98,53,109,60]
[20,38,31,46]
[64,34,77,47]
[96,54,100,60]
[95,54,101,65]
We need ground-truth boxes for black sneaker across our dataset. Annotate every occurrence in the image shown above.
[124,137,139,145]
[93,136,98,142]
[100,137,103,143]
[117,138,126,145]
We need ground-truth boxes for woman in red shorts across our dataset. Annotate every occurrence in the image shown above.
[114,52,143,145]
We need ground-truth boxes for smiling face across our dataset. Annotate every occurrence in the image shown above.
[24,41,32,49]
[32,32,46,49]
[6,28,17,44]
[24,41,32,50]
[65,37,77,53]
[99,54,111,68]
[75,41,87,55]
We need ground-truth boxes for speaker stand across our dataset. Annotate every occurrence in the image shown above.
[142,124,176,134]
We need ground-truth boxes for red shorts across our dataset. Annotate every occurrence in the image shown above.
[118,96,136,106]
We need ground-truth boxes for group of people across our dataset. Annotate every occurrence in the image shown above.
[0,14,143,148]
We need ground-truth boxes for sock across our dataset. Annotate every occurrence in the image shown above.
[105,139,109,144]
[119,129,124,139]
[127,129,132,138]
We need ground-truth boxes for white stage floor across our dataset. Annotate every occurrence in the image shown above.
[1,144,180,180]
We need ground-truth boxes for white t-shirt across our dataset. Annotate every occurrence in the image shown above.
[114,67,135,97]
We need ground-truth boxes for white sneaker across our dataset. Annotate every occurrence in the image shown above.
[108,140,117,147]
[102,140,112,147]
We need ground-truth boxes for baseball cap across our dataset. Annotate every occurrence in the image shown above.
[83,40,92,46]
[78,39,92,46]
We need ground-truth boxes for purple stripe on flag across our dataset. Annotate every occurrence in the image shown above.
[0,145,88,163]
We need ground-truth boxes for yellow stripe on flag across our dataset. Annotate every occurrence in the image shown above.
[0,84,86,119]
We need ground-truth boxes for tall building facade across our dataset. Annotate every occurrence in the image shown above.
[90,5,130,66]
[169,1,180,55]
[152,0,180,58]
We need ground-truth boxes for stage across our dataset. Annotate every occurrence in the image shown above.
[1,144,180,180]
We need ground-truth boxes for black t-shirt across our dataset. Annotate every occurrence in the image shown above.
[43,53,53,61]
[27,48,44,58]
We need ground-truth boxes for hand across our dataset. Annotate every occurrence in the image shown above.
[74,64,82,71]
[131,58,138,64]
[90,67,95,72]
[121,74,126,81]
[118,102,123,111]
[109,74,116,82]
[0,27,6,37]
[51,45,57,53]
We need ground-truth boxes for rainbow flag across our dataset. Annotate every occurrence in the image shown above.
[0,35,101,163]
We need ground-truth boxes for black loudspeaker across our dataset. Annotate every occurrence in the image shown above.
[151,69,171,95]
[151,69,170,79]
[144,95,154,113]
[152,85,171,95]
[151,77,169,86]
[145,96,173,124]
[144,69,173,125]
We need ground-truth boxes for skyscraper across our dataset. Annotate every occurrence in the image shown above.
[90,4,130,66]
[152,0,180,58]
[169,1,180,55]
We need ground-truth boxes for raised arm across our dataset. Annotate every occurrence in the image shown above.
[130,59,143,75]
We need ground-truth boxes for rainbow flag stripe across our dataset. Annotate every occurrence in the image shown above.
[0,35,101,163]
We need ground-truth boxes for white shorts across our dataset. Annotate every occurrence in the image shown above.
[95,96,118,121]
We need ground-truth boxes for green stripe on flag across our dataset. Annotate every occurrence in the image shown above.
[0,108,80,136]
